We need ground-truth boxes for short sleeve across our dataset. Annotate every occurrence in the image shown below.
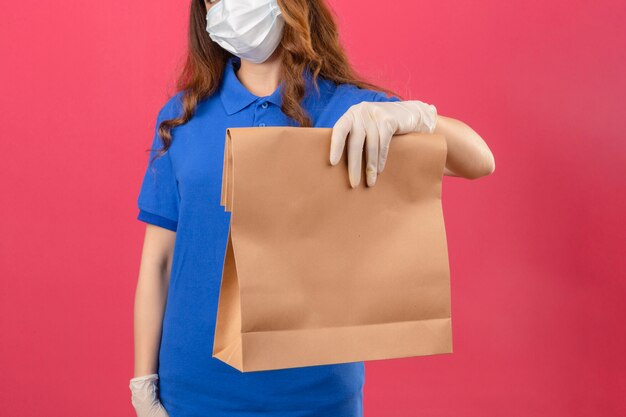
[136,105,180,232]
[368,90,402,103]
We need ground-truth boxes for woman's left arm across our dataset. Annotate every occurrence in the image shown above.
[330,100,496,187]
[433,114,495,179]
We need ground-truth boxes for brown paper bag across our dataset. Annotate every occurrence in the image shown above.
[213,126,452,372]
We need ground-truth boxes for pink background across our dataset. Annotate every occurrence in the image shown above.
[1,0,624,416]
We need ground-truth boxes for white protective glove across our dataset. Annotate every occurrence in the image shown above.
[329,99,438,188]
[129,373,170,417]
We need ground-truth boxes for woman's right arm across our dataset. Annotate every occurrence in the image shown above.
[129,224,175,417]
[133,224,176,377]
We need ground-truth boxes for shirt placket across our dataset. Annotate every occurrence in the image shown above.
[252,98,271,127]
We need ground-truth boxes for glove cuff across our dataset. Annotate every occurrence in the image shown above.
[130,373,159,383]
[407,100,438,134]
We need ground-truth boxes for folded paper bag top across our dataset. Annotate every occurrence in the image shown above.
[213,126,452,372]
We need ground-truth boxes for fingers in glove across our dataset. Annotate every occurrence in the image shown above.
[347,107,367,188]
[364,112,380,187]
[329,112,353,166]
[377,118,395,174]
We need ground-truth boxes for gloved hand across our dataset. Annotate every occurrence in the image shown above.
[330,100,438,188]
[129,373,170,417]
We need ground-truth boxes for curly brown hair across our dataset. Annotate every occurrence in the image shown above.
[152,0,401,165]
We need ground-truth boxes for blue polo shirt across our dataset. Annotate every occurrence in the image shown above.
[136,55,401,417]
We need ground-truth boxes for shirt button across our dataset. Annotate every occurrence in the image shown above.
[259,123,266,127]
[261,102,268,109]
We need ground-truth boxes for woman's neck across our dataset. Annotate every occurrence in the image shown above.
[234,49,283,97]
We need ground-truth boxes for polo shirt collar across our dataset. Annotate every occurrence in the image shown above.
[219,56,314,115]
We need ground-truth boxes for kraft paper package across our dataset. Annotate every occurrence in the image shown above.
[213,126,453,372]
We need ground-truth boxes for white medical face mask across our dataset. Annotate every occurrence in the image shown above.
[205,0,285,64]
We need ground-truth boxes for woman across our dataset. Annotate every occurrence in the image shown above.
[129,0,495,416]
